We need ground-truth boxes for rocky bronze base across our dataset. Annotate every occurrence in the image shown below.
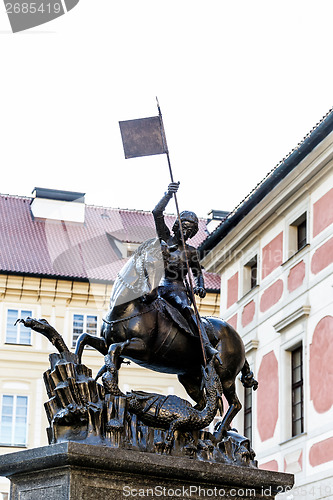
[0,442,293,500]
[43,352,257,466]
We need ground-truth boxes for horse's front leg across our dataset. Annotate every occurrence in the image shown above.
[108,338,147,367]
[75,333,108,363]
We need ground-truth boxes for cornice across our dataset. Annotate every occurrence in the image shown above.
[273,305,311,333]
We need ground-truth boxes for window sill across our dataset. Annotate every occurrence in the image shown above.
[238,284,259,304]
[5,342,32,347]
[0,444,27,448]
[282,244,310,267]
[279,431,307,446]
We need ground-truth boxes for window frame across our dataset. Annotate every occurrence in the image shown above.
[0,394,29,447]
[279,328,306,443]
[284,202,309,261]
[72,313,99,348]
[291,345,304,437]
[243,255,258,295]
[243,385,253,442]
[240,245,260,298]
[289,212,307,255]
[5,308,33,345]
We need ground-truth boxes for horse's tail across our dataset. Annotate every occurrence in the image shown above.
[240,359,258,390]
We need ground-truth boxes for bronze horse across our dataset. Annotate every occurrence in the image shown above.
[75,239,258,440]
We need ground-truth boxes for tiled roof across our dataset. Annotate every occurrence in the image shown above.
[0,194,220,291]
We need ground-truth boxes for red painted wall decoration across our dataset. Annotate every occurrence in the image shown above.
[242,300,255,327]
[310,316,333,413]
[309,437,333,467]
[257,351,279,441]
[288,260,305,292]
[260,279,283,313]
[313,187,333,237]
[262,232,283,279]
[311,237,333,275]
[227,272,238,308]
[259,460,279,472]
[227,314,237,330]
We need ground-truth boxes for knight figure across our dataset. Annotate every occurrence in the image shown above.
[153,182,217,361]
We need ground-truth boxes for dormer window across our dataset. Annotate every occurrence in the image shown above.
[30,187,85,223]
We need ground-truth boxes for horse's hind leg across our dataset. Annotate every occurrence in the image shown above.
[75,333,108,362]
[214,381,241,441]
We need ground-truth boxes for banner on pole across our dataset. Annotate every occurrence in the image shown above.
[119,116,166,159]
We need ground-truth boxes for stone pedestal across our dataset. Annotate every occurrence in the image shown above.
[0,442,293,500]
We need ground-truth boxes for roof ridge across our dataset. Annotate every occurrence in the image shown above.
[0,193,31,201]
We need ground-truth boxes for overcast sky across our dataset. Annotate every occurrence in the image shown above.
[0,1,332,218]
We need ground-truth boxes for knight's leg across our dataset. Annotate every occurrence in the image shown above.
[180,306,219,362]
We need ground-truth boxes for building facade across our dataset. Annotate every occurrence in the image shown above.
[0,190,220,498]
[200,111,333,499]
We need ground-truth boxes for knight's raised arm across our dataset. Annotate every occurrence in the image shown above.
[152,182,179,241]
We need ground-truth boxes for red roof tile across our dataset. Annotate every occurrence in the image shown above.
[0,194,220,291]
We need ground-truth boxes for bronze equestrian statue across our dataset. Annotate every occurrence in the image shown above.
[74,184,258,439]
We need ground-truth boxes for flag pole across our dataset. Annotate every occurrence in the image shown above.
[156,97,207,366]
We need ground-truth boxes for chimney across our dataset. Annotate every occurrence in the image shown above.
[30,187,86,223]
[206,209,229,234]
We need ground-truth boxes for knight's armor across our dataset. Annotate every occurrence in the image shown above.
[152,189,205,337]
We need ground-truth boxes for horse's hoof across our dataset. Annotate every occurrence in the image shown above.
[184,442,197,457]
[154,441,165,454]
[164,441,173,454]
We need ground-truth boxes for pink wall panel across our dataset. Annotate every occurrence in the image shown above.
[227,272,238,308]
[313,187,333,237]
[310,316,333,413]
[311,237,333,275]
[309,437,333,467]
[242,300,255,327]
[257,351,279,441]
[260,280,283,313]
[288,260,305,292]
[259,460,279,472]
[262,232,283,279]
[227,313,237,330]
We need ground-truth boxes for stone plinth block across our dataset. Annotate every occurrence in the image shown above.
[0,442,294,500]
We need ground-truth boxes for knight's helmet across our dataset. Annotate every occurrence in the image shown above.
[172,211,199,238]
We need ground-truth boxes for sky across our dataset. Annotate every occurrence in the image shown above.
[0,1,333,218]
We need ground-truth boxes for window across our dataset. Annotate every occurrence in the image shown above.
[297,218,307,250]
[243,256,257,294]
[289,213,307,257]
[72,314,98,347]
[0,395,28,447]
[244,386,252,442]
[6,309,32,344]
[291,346,304,437]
